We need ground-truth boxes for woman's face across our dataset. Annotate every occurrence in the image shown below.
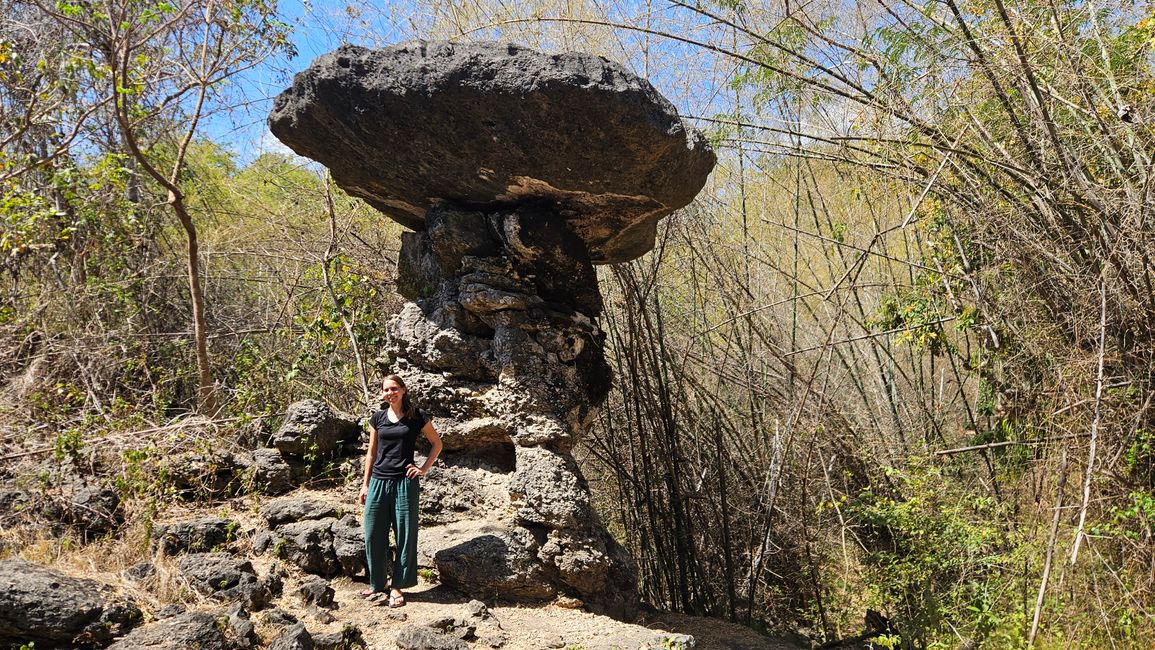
[382,380,405,405]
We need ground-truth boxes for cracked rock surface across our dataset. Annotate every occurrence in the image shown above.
[269,40,715,263]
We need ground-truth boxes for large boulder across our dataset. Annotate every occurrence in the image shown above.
[269,41,715,264]
[0,558,142,646]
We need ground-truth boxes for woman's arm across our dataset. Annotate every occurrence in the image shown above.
[359,424,378,504]
[406,421,443,478]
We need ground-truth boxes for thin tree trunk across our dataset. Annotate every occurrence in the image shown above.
[172,195,217,416]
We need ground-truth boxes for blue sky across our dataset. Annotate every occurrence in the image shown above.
[212,0,741,165]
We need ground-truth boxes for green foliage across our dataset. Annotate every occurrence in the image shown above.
[846,461,1017,644]
[51,427,84,464]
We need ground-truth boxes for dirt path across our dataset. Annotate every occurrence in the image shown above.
[272,574,800,650]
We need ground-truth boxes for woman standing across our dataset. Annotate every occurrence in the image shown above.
[358,374,443,607]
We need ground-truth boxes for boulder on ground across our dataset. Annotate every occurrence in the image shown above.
[67,483,122,537]
[0,558,142,646]
[296,577,335,608]
[107,612,228,650]
[269,518,343,577]
[261,496,339,527]
[152,517,237,555]
[433,528,555,601]
[253,447,295,494]
[330,514,366,577]
[178,553,277,609]
[268,622,314,650]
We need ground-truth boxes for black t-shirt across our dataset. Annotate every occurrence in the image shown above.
[369,408,430,479]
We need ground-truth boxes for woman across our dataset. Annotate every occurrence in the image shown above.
[358,374,443,607]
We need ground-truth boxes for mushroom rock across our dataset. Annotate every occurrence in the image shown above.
[268,41,715,264]
[270,40,715,611]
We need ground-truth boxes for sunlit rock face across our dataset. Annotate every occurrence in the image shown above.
[270,40,715,611]
[268,41,715,264]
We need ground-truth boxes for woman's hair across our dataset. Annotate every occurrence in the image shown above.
[383,374,417,419]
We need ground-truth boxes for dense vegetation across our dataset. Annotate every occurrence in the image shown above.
[3,0,1153,648]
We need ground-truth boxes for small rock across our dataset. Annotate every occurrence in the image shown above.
[253,448,295,494]
[152,517,237,555]
[260,608,299,627]
[178,552,271,609]
[252,529,275,554]
[427,616,475,640]
[124,561,155,582]
[68,483,122,537]
[269,622,314,650]
[395,624,469,650]
[314,625,366,650]
[226,606,259,649]
[543,634,566,649]
[308,605,336,624]
[464,599,490,619]
[156,604,187,619]
[476,631,508,648]
[555,595,584,609]
[296,577,335,608]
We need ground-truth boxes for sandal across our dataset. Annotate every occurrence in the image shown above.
[388,592,406,608]
[359,588,377,597]
[366,592,390,605]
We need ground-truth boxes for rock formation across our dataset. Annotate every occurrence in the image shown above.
[270,40,715,609]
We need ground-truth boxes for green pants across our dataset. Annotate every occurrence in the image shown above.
[363,477,420,590]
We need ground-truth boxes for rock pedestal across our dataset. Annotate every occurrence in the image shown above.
[270,40,715,609]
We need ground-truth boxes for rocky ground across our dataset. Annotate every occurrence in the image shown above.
[0,487,795,650]
[0,403,798,650]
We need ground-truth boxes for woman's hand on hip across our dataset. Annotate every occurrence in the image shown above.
[405,464,424,479]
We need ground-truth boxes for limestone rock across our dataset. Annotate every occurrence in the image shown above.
[0,558,142,646]
[152,517,237,555]
[269,622,314,650]
[67,483,122,537]
[253,447,295,494]
[159,447,248,496]
[269,41,715,264]
[316,627,364,650]
[226,605,260,649]
[107,612,226,650]
[295,577,335,608]
[270,518,343,577]
[395,625,470,650]
[177,553,274,609]
[273,400,360,457]
[434,527,556,600]
[314,625,365,650]
[261,497,339,527]
[330,514,367,576]
[508,446,591,529]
